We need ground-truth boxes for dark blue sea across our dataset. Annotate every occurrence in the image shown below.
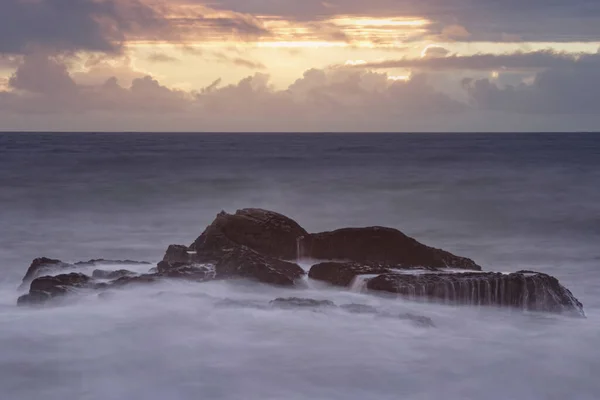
[0,132,599,399]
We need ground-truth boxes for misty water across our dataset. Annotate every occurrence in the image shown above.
[1,132,599,399]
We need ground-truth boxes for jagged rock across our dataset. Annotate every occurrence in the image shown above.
[92,269,137,280]
[20,258,73,288]
[270,297,336,308]
[20,258,151,289]
[215,247,304,286]
[18,273,91,306]
[308,262,393,287]
[162,245,192,264]
[303,227,481,270]
[179,210,306,286]
[366,271,585,316]
[191,209,308,260]
[156,261,216,281]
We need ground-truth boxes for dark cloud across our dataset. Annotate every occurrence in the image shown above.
[0,53,461,125]
[0,0,169,54]
[361,50,584,71]
[464,56,600,114]
[209,0,600,42]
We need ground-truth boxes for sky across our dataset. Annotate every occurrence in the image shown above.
[1,0,600,132]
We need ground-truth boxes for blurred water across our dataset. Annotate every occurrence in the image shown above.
[0,132,599,399]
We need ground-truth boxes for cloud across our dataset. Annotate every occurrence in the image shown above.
[211,52,266,69]
[1,53,190,114]
[147,53,180,63]
[463,57,600,114]
[0,0,170,54]
[360,50,584,71]
[0,53,461,129]
[208,0,600,42]
[422,46,451,59]
[4,48,600,130]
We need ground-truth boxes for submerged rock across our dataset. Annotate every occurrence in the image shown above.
[156,262,216,281]
[366,271,585,316]
[303,227,481,270]
[395,313,436,328]
[74,259,151,267]
[18,273,91,306]
[340,303,378,314]
[270,297,336,309]
[92,269,137,280]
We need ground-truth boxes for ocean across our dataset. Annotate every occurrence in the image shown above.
[0,132,599,399]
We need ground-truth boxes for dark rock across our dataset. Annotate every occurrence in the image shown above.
[308,262,392,287]
[191,209,308,260]
[270,297,336,309]
[340,304,378,314]
[74,259,151,267]
[20,257,150,289]
[17,291,51,306]
[18,273,91,306]
[366,271,585,316]
[304,227,481,270]
[215,247,305,286]
[20,258,73,288]
[92,269,136,280]
[98,291,116,300]
[162,245,192,264]
[181,210,306,286]
[156,262,216,281]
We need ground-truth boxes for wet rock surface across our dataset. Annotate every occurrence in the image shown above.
[366,271,585,316]
[308,262,392,287]
[18,273,91,306]
[270,297,336,308]
[303,227,481,270]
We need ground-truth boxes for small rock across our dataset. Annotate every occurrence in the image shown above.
[270,297,336,309]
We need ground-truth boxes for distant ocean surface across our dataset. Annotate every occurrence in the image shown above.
[0,132,599,399]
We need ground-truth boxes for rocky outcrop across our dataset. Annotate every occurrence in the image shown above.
[15,208,584,317]
[302,227,481,270]
[191,209,308,260]
[20,258,150,288]
[366,271,585,316]
[161,209,307,286]
[20,258,72,288]
[18,273,91,305]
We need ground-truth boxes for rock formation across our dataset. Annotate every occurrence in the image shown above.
[15,208,584,317]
